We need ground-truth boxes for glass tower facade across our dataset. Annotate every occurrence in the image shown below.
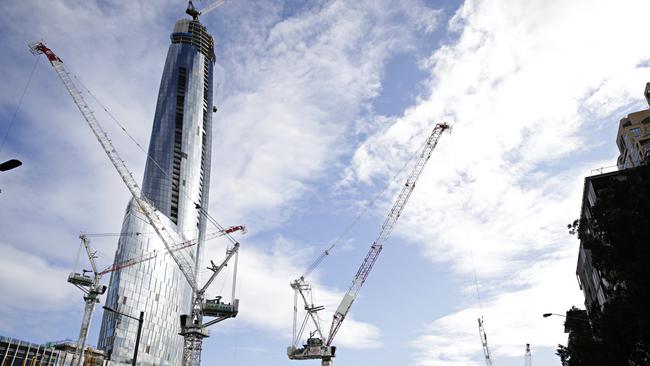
[98,18,215,366]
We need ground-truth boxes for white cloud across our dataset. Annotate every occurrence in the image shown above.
[339,0,650,364]
[209,0,441,232]
[0,0,440,352]
[201,235,381,349]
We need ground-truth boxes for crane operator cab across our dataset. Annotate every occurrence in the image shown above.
[67,272,94,287]
[287,337,336,361]
[202,296,239,318]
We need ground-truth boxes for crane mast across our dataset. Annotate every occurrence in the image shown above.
[326,123,450,346]
[30,40,241,366]
[67,235,105,366]
[288,123,449,365]
[478,317,494,366]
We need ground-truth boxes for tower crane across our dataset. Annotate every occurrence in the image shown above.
[68,226,245,366]
[67,235,106,366]
[30,40,241,366]
[288,123,450,366]
[185,0,226,20]
[478,317,494,366]
[524,343,531,366]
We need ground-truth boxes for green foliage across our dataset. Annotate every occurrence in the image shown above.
[559,165,650,365]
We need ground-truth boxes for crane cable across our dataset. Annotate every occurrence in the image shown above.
[448,129,484,314]
[301,129,435,280]
[72,237,83,273]
[70,72,238,246]
[68,71,239,287]
[0,57,39,156]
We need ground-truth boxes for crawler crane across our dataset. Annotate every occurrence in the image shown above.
[288,123,450,366]
[30,8,237,361]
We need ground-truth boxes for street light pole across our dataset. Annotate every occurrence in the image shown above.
[0,159,22,172]
[542,312,591,323]
[133,311,144,366]
[103,306,144,366]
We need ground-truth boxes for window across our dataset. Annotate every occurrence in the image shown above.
[170,67,187,224]
[630,127,641,136]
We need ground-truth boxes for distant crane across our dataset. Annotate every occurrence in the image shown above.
[478,317,494,366]
[288,123,450,366]
[30,35,239,366]
[185,0,226,20]
[68,225,245,366]
[524,344,531,366]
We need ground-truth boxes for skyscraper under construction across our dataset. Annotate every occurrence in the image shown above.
[98,13,215,366]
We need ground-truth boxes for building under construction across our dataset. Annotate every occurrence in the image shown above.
[96,9,217,366]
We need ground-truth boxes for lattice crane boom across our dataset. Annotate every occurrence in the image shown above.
[325,123,449,346]
[478,317,494,366]
[98,225,245,276]
[29,41,200,292]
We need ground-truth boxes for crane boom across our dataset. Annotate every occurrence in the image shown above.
[29,41,199,292]
[185,0,226,20]
[200,0,226,16]
[98,225,245,276]
[325,123,449,346]
[478,317,494,366]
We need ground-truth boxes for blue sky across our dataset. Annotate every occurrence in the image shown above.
[1,0,649,365]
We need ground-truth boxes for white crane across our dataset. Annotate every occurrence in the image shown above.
[67,227,245,366]
[67,235,105,366]
[288,123,450,365]
[29,40,240,366]
[478,317,494,366]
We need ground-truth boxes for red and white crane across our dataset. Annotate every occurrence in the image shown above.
[288,123,450,366]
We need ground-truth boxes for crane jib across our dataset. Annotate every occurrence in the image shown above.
[324,122,449,346]
[29,40,200,292]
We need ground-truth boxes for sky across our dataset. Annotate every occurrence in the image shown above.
[0,0,649,365]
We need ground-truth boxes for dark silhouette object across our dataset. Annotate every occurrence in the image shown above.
[103,306,144,366]
[560,165,650,365]
[0,159,22,172]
